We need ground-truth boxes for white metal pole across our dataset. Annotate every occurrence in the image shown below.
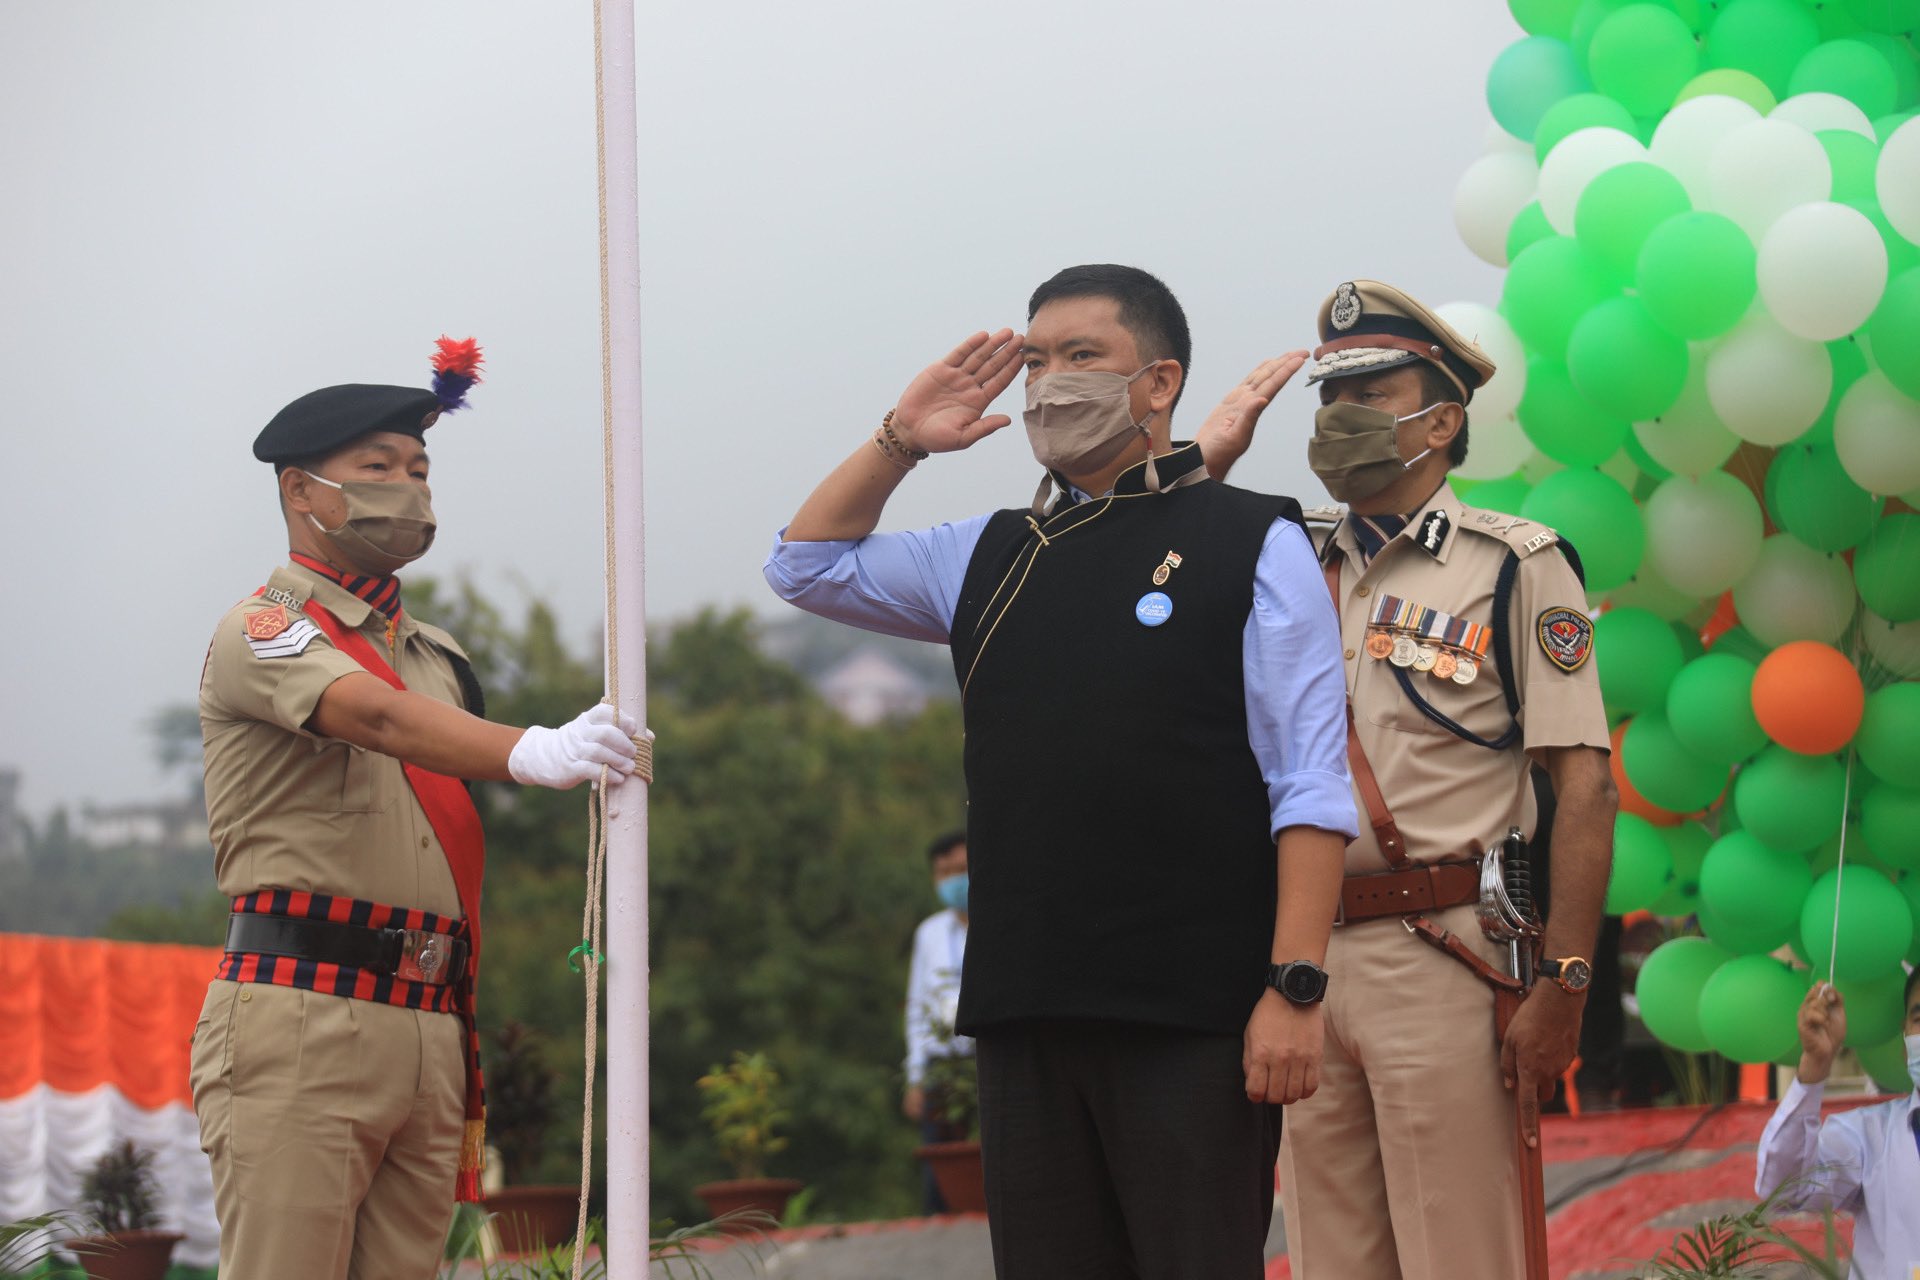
[597,0,649,1270]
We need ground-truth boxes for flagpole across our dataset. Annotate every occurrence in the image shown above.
[596,0,650,1271]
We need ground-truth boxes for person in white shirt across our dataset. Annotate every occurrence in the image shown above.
[903,829,974,1212]
[1755,969,1920,1280]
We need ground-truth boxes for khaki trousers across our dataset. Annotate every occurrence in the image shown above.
[1278,904,1524,1280]
[190,979,465,1280]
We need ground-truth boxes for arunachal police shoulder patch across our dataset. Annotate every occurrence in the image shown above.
[1330,282,1362,331]
[1536,606,1594,673]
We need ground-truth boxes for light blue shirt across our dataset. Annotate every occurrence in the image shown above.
[764,503,1357,842]
[1755,1076,1920,1280]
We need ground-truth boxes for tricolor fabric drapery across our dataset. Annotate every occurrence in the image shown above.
[0,933,220,1267]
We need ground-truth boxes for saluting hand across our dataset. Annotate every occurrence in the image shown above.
[892,330,1026,454]
[1196,350,1312,482]
[1501,985,1582,1149]
[1243,989,1323,1105]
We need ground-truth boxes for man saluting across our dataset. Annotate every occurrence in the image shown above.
[190,340,639,1280]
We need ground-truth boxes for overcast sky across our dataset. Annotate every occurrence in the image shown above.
[0,1,1518,815]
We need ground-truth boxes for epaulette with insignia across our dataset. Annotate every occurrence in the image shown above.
[242,597,320,659]
[1457,505,1560,558]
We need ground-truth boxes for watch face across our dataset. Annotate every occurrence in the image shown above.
[1559,958,1593,992]
[1280,963,1328,1003]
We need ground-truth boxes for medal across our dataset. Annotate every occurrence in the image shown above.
[1390,635,1418,667]
[1432,651,1458,680]
[1413,644,1438,672]
[1151,550,1183,587]
[1365,632,1395,660]
[1452,656,1478,684]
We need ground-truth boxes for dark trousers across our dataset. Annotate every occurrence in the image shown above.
[977,1020,1283,1280]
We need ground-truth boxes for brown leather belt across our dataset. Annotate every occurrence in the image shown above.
[1336,858,1481,925]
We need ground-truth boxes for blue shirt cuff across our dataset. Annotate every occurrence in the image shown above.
[1269,768,1360,842]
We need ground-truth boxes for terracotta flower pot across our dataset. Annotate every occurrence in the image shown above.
[482,1184,581,1253]
[915,1139,987,1214]
[693,1176,804,1231]
[72,1230,184,1280]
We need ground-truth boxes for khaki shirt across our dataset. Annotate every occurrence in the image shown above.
[1323,481,1609,874]
[198,561,473,915]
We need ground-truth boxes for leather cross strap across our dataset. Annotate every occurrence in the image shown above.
[1324,556,1411,869]
[1340,859,1481,925]
[1404,914,1523,995]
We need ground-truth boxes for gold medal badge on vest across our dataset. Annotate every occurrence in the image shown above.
[1151,550,1182,586]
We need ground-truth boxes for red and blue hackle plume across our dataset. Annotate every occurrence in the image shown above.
[430,336,484,413]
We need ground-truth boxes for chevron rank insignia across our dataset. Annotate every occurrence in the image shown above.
[245,606,320,659]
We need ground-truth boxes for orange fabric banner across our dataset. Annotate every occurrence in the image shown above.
[0,934,221,1109]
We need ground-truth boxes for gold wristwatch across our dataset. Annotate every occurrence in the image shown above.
[1539,956,1593,994]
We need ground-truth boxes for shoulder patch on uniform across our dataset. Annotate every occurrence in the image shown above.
[1461,506,1558,557]
[1536,606,1593,673]
[246,611,321,659]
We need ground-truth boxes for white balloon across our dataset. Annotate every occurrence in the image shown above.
[1861,607,1920,678]
[1705,312,1833,445]
[1731,533,1858,647]
[1538,126,1648,236]
[1452,409,1533,481]
[1634,349,1740,476]
[1484,120,1534,156]
[1706,118,1832,241]
[1757,202,1890,341]
[1643,470,1765,598]
[1453,153,1539,268]
[1435,301,1528,419]
[1650,94,1762,207]
[1878,115,1920,246]
[1769,92,1876,139]
[1834,371,1920,496]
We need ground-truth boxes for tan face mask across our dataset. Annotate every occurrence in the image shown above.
[1307,401,1439,503]
[303,472,437,576]
[1023,365,1161,512]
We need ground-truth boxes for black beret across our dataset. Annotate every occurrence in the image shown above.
[253,384,443,465]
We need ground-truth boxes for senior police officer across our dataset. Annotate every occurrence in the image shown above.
[190,346,640,1279]
[1203,281,1616,1280]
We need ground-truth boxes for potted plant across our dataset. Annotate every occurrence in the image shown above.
[68,1140,184,1280]
[913,1046,985,1214]
[479,1021,582,1253]
[692,1050,803,1229]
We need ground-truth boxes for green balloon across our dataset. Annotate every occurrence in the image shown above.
[1699,893,1794,953]
[1672,617,1705,662]
[1488,36,1594,141]
[1858,682,1920,787]
[1809,0,1870,39]
[1818,130,1881,206]
[1504,236,1618,362]
[1635,935,1732,1051]
[1596,606,1687,713]
[1675,66,1781,110]
[1904,872,1920,964]
[1622,427,1676,482]
[1590,5,1704,115]
[1518,360,1632,465]
[1736,747,1848,854]
[1836,969,1909,1046]
[1856,1033,1915,1093]
[1801,864,1915,981]
[1803,337,1871,447]
[1667,651,1768,761]
[1521,466,1645,590]
[1571,0,1681,61]
[1511,0,1584,36]
[1623,709,1733,810]
[1809,820,1888,878]
[1699,829,1816,949]
[1842,0,1920,33]
[1861,782,1920,872]
[1534,93,1641,163]
[1700,953,1808,1062]
[1652,821,1714,914]
[1609,811,1678,912]
[1711,624,1772,666]
[1855,514,1920,622]
[1568,296,1691,421]
[1705,0,1821,98]
[1791,38,1900,116]
[1767,444,1884,551]
[1636,212,1756,340]
[1576,163,1694,282]
[1867,267,1920,402]
[1855,32,1920,109]
[1507,202,1558,263]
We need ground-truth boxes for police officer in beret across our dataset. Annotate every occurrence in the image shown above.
[1203,281,1616,1280]
[190,356,639,1279]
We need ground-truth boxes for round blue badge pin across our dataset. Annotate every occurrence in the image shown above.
[1135,591,1173,627]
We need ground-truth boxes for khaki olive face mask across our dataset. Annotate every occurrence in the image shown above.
[1307,400,1440,503]
[303,471,437,576]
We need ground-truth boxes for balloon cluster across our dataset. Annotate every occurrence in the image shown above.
[1448,0,1920,1086]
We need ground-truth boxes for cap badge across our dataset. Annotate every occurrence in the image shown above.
[1330,282,1362,332]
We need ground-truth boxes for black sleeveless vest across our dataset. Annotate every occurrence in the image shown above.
[949,446,1303,1036]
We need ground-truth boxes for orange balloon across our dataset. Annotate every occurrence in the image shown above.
[1751,640,1864,756]
[1700,592,1739,649]
[1610,720,1684,827]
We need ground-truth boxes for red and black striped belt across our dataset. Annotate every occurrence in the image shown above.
[217,890,472,1013]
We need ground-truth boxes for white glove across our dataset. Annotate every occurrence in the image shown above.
[509,704,640,790]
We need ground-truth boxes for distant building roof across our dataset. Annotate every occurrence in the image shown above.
[817,648,930,726]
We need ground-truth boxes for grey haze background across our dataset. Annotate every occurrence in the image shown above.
[0,1,1515,815]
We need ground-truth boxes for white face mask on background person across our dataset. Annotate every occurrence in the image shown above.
[302,471,437,576]
[1906,1032,1920,1090]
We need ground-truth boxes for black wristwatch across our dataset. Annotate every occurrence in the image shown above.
[1266,960,1330,1006]
[1539,956,1593,995]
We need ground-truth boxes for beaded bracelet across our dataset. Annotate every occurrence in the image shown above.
[881,409,929,462]
[872,429,915,471]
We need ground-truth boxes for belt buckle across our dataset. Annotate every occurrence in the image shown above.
[395,929,449,984]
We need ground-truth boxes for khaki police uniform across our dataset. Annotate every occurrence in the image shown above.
[191,561,474,1279]
[1276,281,1610,1280]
